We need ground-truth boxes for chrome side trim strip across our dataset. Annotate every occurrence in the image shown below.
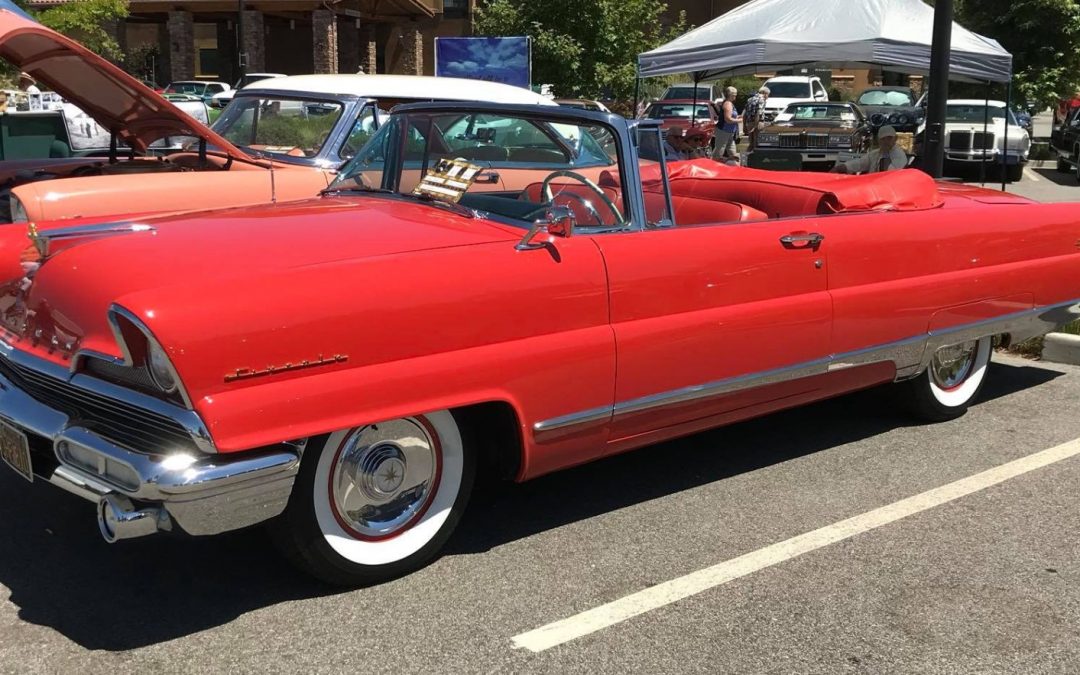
[532,298,1080,438]
[532,405,612,432]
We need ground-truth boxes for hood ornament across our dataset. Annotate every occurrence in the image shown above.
[28,221,155,260]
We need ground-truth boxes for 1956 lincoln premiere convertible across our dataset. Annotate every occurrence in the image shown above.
[0,101,1078,585]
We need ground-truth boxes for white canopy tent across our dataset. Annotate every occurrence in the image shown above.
[638,0,1012,84]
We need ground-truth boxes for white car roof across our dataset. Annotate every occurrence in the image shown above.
[764,75,816,83]
[243,74,556,105]
[170,80,228,86]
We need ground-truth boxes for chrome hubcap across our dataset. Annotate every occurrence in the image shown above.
[330,418,439,539]
[930,340,978,389]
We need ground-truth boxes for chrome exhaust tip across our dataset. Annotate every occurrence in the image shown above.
[97,495,169,543]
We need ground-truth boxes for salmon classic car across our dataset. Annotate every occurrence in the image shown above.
[1,101,1079,586]
[0,10,552,224]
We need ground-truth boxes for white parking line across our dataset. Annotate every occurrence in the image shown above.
[512,437,1080,653]
[1025,168,1042,182]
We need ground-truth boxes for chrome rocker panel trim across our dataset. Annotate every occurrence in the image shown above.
[0,361,299,537]
[534,299,1080,440]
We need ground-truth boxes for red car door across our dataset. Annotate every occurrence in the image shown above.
[590,220,832,449]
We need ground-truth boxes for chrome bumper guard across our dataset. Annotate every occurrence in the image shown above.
[0,367,300,537]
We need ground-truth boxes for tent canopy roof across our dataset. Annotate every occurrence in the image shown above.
[639,0,1012,83]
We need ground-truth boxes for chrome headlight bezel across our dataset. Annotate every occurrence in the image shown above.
[757,133,780,146]
[829,135,852,148]
[97,304,192,408]
[147,340,179,394]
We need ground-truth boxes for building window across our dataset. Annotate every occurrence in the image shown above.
[443,0,469,18]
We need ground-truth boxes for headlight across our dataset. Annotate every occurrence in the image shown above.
[829,136,852,147]
[896,114,910,126]
[147,340,178,393]
[11,196,27,224]
[888,113,900,124]
[758,133,780,146]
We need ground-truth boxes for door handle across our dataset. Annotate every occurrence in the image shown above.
[475,171,500,184]
[779,232,825,250]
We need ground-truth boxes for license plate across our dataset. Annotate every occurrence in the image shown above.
[0,420,32,482]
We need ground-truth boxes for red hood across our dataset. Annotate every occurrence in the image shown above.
[0,10,251,163]
[0,196,519,364]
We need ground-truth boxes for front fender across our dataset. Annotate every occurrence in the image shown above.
[116,239,616,478]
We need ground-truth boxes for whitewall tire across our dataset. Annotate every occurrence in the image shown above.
[904,337,993,422]
[271,410,475,586]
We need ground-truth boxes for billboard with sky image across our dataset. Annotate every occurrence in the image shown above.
[435,37,531,89]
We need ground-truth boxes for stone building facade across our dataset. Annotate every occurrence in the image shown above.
[27,0,475,85]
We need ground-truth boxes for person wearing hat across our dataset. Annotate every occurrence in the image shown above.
[18,72,39,94]
[682,126,712,159]
[831,124,907,174]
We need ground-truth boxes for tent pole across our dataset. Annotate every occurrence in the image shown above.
[981,81,990,187]
[634,76,641,118]
[1001,78,1011,192]
[692,71,700,126]
[924,0,954,178]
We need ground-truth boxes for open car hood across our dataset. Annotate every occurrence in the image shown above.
[0,10,252,163]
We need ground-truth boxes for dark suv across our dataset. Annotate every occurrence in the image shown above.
[1050,106,1080,179]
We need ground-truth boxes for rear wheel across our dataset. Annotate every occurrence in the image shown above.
[271,411,475,586]
[902,337,992,422]
[1006,163,1023,183]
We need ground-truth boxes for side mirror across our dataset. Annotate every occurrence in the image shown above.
[516,205,575,251]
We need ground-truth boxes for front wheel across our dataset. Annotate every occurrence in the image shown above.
[270,411,475,586]
[1006,163,1024,183]
[901,337,993,422]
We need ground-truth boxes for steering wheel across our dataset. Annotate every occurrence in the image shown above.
[531,170,625,227]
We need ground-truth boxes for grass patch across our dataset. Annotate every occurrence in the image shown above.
[1003,320,1080,358]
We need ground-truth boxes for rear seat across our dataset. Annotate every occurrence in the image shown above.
[603,159,942,219]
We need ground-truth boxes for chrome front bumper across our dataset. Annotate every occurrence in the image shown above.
[0,366,300,537]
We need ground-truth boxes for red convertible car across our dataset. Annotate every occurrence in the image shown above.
[0,102,1078,585]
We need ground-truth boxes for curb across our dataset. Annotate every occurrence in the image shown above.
[1041,332,1080,365]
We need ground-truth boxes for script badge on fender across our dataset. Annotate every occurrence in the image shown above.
[412,158,482,203]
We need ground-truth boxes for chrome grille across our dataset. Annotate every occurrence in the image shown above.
[948,131,972,150]
[805,134,829,149]
[973,132,995,150]
[779,134,803,148]
[0,355,198,453]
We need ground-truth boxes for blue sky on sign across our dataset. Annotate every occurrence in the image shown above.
[437,37,530,88]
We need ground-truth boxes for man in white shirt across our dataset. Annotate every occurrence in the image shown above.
[831,125,907,174]
[18,72,39,94]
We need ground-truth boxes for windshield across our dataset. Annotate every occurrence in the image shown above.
[330,110,623,228]
[766,82,812,98]
[212,96,344,160]
[648,103,711,119]
[946,104,1016,125]
[164,82,206,95]
[782,104,858,121]
[857,90,913,107]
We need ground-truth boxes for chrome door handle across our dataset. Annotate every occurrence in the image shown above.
[475,172,500,184]
[780,232,825,250]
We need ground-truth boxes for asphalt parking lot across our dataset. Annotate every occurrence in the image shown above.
[2,352,1079,673]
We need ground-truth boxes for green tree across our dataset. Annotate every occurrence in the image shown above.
[955,0,1080,107]
[474,0,686,100]
[35,0,129,61]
